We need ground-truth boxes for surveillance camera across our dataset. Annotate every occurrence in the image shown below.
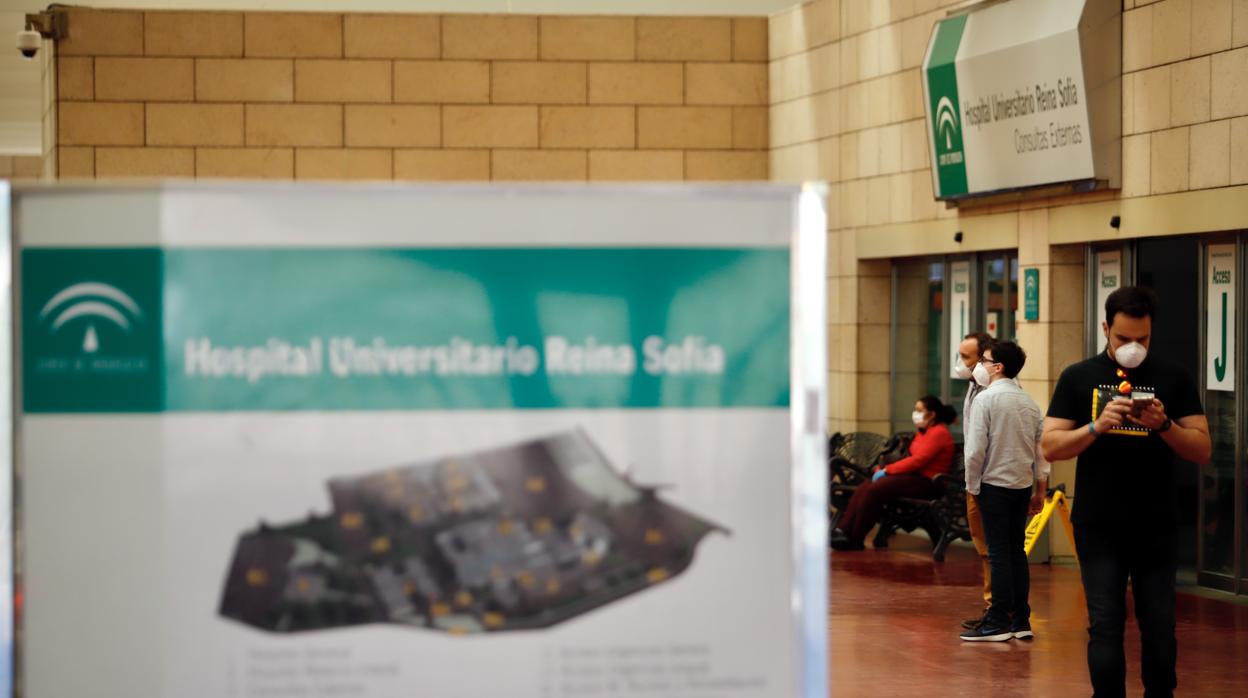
[1109,215,1121,230]
[16,30,40,59]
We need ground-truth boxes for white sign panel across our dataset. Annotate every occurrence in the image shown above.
[1095,250,1121,353]
[923,0,1119,199]
[949,261,971,379]
[1207,244,1236,391]
[15,183,828,698]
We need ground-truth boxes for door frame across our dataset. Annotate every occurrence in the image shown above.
[1195,234,1243,594]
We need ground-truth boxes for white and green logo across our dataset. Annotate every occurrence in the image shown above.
[925,15,968,198]
[935,97,960,152]
[38,282,145,354]
[23,249,164,412]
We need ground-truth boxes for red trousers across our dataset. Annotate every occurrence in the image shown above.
[838,473,943,544]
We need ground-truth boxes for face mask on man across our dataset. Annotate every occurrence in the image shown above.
[972,361,992,387]
[953,360,974,381]
[1114,341,1147,369]
[911,410,928,427]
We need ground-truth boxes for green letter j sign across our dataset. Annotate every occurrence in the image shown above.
[1215,291,1228,381]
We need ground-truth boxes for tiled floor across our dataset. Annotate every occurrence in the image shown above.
[829,534,1248,697]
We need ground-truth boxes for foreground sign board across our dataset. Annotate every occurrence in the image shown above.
[923,0,1121,200]
[13,183,828,698]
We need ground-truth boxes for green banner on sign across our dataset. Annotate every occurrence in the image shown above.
[22,247,791,412]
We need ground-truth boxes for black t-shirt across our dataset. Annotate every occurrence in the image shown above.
[1047,351,1203,529]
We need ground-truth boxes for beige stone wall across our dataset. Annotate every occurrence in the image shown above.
[770,0,964,434]
[0,155,46,182]
[54,8,769,181]
[1123,0,1248,196]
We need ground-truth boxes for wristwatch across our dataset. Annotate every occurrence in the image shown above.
[1158,417,1173,433]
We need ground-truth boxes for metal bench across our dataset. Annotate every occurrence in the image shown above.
[872,444,971,562]
[827,431,892,539]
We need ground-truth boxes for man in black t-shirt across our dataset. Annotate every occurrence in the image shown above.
[1042,286,1210,698]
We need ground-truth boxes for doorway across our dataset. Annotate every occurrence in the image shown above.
[1135,237,1201,574]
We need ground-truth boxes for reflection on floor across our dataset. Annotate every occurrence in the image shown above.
[830,534,1248,697]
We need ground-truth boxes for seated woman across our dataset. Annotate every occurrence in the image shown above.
[830,395,957,551]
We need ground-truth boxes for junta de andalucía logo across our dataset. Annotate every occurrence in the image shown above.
[935,96,962,164]
[39,281,145,354]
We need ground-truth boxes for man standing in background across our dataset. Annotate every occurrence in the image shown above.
[956,332,996,630]
[959,340,1048,642]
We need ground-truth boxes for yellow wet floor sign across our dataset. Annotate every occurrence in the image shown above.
[1023,487,1078,563]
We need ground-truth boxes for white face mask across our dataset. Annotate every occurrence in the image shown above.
[912,410,928,427]
[972,361,992,387]
[953,360,973,380]
[1114,341,1147,369]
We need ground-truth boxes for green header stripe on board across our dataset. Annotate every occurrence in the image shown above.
[22,248,791,413]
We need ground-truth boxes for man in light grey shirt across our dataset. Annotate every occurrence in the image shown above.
[960,340,1049,643]
[957,331,995,630]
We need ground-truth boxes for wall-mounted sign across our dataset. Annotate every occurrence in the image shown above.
[949,261,971,379]
[922,0,1120,200]
[1207,244,1236,392]
[1095,250,1121,353]
[1023,267,1040,322]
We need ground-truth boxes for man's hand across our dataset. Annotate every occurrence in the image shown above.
[1028,490,1046,516]
[1127,398,1168,431]
[1094,398,1132,433]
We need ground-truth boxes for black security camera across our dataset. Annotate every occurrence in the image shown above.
[1109,215,1121,229]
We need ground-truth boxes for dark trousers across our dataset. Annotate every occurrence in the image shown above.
[838,473,942,544]
[1073,523,1178,698]
[976,482,1032,629]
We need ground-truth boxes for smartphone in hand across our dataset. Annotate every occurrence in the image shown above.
[1130,391,1155,418]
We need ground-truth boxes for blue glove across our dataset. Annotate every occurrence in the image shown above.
[872,469,887,482]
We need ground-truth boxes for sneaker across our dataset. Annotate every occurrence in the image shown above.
[1010,622,1034,640]
[961,612,988,630]
[959,624,1012,642]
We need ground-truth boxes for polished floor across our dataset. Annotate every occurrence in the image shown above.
[830,534,1248,697]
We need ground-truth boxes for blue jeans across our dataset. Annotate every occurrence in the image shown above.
[1074,523,1177,698]
[975,482,1032,629]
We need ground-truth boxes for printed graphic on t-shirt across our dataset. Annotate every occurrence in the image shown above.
[1091,384,1154,436]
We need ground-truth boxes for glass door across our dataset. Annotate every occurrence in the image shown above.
[1197,237,1240,591]
[1138,237,1203,576]
[890,259,945,435]
[979,253,1018,341]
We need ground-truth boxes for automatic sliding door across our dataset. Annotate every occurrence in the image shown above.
[892,260,945,435]
[1199,239,1239,589]
[1138,237,1202,573]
